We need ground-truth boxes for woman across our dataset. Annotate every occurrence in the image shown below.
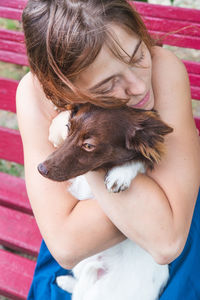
[16,0,200,299]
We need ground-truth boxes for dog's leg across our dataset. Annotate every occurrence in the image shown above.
[104,161,146,193]
[69,175,93,200]
[56,275,77,293]
[49,110,71,148]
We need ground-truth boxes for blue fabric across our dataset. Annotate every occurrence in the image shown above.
[28,189,200,299]
[160,188,200,300]
[27,241,72,299]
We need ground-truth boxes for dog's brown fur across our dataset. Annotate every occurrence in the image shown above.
[38,104,173,181]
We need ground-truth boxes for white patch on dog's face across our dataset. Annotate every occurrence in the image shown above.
[49,110,71,148]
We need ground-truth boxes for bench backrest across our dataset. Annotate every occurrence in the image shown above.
[0,1,199,298]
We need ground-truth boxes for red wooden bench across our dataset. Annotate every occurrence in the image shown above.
[0,0,200,299]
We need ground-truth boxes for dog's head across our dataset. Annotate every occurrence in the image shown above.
[38,104,173,181]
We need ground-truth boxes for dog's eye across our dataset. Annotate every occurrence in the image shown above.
[82,143,95,152]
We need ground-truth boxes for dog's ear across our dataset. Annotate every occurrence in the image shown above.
[125,110,173,165]
[125,125,142,149]
[69,104,81,118]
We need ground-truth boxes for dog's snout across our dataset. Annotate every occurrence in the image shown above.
[38,163,49,176]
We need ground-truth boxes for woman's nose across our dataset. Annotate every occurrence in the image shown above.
[125,69,146,96]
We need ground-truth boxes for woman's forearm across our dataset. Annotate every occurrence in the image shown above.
[60,198,126,268]
[85,171,181,265]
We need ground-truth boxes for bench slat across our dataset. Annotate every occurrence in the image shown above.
[144,16,200,38]
[3,0,200,24]
[0,38,26,54]
[0,49,28,65]
[0,0,27,10]
[191,87,200,102]
[0,29,24,43]
[189,74,200,87]
[0,205,41,256]
[183,60,200,75]
[133,2,200,23]
[195,117,200,132]
[0,6,23,21]
[0,77,18,112]
[149,30,200,50]
[0,249,36,300]
[0,172,32,214]
[0,127,23,164]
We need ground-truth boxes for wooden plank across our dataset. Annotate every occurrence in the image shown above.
[0,77,18,113]
[143,16,200,38]
[194,117,200,132]
[133,2,200,23]
[149,30,200,50]
[0,205,41,256]
[0,172,33,214]
[0,39,26,54]
[191,86,200,101]
[0,249,36,300]
[0,29,24,43]
[0,49,28,65]
[189,74,200,87]
[0,6,23,21]
[0,127,24,165]
[184,61,200,75]
[0,0,27,10]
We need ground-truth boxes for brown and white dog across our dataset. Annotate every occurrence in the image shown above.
[38,104,173,300]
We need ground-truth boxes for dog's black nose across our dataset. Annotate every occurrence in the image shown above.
[37,163,49,176]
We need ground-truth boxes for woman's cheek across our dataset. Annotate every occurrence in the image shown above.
[112,85,128,99]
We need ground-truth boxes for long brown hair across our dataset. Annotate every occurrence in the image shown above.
[22,0,154,109]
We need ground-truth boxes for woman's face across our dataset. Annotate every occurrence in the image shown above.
[75,24,154,110]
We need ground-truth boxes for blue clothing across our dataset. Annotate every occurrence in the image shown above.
[27,240,72,300]
[28,189,200,300]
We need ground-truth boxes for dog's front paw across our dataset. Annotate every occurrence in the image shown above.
[56,275,76,293]
[49,111,71,148]
[104,161,146,193]
[104,170,131,193]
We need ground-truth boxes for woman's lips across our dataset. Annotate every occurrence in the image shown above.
[131,91,150,108]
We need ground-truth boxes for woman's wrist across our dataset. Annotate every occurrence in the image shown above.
[85,169,105,182]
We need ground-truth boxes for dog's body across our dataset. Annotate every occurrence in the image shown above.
[56,178,169,300]
[38,104,173,300]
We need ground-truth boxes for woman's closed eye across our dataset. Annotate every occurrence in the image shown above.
[130,44,145,66]
[100,76,121,94]
[134,49,145,65]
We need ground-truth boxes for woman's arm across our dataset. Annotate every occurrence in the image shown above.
[85,47,200,264]
[16,46,200,268]
[16,72,125,269]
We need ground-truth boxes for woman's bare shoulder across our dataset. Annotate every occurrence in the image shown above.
[151,46,191,118]
[151,45,182,64]
[151,46,187,83]
[16,72,57,125]
[16,72,58,159]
